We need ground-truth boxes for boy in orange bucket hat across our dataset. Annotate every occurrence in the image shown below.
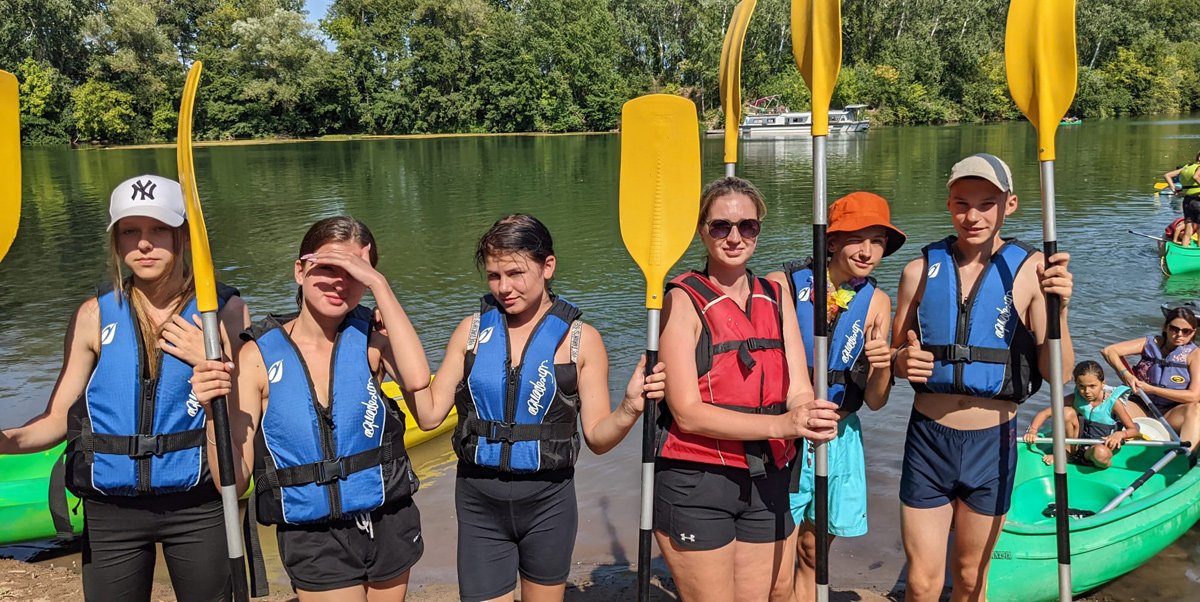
[768,191,905,601]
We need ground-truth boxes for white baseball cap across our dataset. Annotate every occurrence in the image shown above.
[107,175,187,231]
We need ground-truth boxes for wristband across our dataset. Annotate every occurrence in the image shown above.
[1119,368,1130,377]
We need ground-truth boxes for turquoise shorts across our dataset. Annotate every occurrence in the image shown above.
[789,412,868,537]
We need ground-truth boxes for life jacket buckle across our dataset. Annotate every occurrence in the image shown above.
[315,459,346,485]
[130,434,162,458]
[488,422,516,443]
[945,344,973,363]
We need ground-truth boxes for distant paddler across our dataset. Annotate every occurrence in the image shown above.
[1165,151,1200,247]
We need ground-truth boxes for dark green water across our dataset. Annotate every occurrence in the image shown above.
[2,116,1198,597]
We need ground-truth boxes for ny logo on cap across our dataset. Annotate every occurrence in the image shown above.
[131,180,157,201]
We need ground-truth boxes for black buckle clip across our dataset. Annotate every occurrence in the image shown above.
[946,344,973,363]
[130,435,161,458]
[315,459,346,485]
[488,422,515,443]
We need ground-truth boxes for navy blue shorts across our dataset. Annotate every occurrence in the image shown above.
[899,410,1018,516]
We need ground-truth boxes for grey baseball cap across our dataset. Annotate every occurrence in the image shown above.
[947,153,1014,194]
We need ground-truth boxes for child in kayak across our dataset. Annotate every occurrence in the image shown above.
[1023,360,1140,469]
[654,177,839,601]
[766,191,904,602]
[0,175,249,601]
[190,216,431,601]
[399,214,666,602]
[892,154,1074,601]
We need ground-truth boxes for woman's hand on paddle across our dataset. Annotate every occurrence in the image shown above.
[301,244,385,289]
[1120,369,1142,393]
[864,314,891,369]
[160,314,207,366]
[781,399,839,441]
[190,360,234,408]
[620,355,666,417]
[894,330,934,382]
[1037,252,1073,308]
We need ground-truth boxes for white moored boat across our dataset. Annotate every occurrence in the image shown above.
[737,96,869,137]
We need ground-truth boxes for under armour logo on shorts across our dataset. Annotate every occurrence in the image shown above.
[131,179,157,201]
[679,533,696,543]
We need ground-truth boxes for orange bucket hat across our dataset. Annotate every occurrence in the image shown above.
[828,191,906,257]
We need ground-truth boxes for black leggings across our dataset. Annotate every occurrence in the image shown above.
[82,494,231,602]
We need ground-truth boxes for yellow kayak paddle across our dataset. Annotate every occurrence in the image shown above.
[718,0,757,176]
[0,70,19,262]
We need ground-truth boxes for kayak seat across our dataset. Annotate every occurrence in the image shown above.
[1008,476,1123,526]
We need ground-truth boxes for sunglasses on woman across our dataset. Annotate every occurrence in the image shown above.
[1168,324,1195,336]
[705,218,761,239]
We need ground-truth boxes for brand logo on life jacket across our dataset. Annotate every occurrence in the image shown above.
[100,323,117,345]
[362,379,380,438]
[526,360,552,416]
[927,262,942,279]
[797,287,811,303]
[477,326,494,346]
[841,319,863,364]
[1171,375,1186,384]
[186,390,202,418]
[267,360,284,384]
[994,291,1014,339]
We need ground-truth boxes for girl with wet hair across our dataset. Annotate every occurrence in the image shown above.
[0,175,249,601]
[1102,306,1200,456]
[1023,360,1140,469]
[192,215,431,601]
[405,213,666,602]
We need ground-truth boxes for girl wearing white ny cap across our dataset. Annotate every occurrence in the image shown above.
[0,175,249,601]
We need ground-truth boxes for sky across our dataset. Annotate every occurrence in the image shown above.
[304,0,332,24]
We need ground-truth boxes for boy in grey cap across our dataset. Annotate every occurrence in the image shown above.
[890,153,1075,601]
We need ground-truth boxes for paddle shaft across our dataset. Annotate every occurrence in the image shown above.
[1040,160,1072,601]
[812,134,830,601]
[201,311,249,602]
[1122,360,1183,443]
[1032,437,1184,448]
[637,310,660,602]
[1098,446,1188,513]
[1127,230,1165,243]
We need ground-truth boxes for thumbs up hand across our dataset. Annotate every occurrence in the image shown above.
[895,330,935,383]
[863,314,892,369]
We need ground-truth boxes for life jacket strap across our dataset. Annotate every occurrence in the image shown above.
[713,402,788,479]
[86,428,206,458]
[462,418,576,443]
[272,444,391,488]
[926,344,1009,364]
[711,337,783,371]
[1152,358,1187,369]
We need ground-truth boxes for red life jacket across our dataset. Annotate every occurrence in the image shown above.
[658,271,795,473]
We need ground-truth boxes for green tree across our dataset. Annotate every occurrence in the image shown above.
[71,79,136,143]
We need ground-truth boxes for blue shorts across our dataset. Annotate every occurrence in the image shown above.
[899,410,1018,517]
[790,413,868,537]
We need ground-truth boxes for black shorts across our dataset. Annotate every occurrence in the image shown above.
[276,497,423,592]
[899,410,1018,517]
[1183,196,1200,222]
[653,459,795,551]
[455,463,578,601]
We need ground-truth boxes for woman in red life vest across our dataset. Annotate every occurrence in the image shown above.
[654,176,840,601]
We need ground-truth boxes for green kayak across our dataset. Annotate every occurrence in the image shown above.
[0,442,82,545]
[987,440,1200,600]
[1160,240,1200,275]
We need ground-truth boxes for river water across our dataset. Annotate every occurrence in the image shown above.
[2,116,1199,598]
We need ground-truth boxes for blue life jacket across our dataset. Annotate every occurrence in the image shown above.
[66,282,237,498]
[914,237,1041,402]
[251,308,416,525]
[785,259,875,413]
[453,295,583,473]
[1073,384,1129,439]
[1138,336,1197,413]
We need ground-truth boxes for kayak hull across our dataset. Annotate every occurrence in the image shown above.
[987,442,1200,601]
[1160,240,1200,275]
[0,385,457,546]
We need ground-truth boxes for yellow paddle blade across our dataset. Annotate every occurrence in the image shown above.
[1155,182,1169,190]
[619,94,700,310]
[0,70,19,262]
[719,0,757,165]
[176,62,218,313]
[1005,0,1077,161]
[791,0,841,137]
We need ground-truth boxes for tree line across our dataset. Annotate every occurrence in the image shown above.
[3,0,1197,145]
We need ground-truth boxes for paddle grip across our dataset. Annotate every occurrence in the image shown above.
[637,310,661,602]
[1043,240,1061,340]
[1052,470,1071,565]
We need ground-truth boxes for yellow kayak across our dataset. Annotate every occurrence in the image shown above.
[382,380,458,448]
